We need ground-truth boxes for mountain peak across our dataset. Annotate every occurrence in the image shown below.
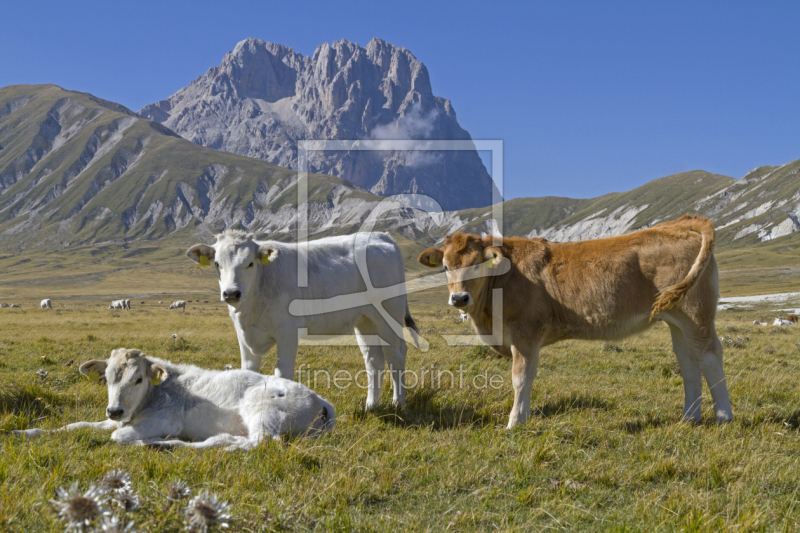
[139,37,496,210]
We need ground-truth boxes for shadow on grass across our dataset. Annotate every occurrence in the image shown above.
[0,383,64,418]
[741,409,800,430]
[351,386,499,431]
[620,414,670,434]
[533,394,613,418]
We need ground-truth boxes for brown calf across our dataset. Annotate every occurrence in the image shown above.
[787,315,799,324]
[418,215,733,428]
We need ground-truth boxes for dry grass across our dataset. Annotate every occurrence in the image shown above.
[2,286,800,531]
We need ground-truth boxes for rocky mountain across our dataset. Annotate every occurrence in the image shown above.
[2,84,798,269]
[139,37,497,211]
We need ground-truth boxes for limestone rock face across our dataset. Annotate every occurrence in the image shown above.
[139,38,498,211]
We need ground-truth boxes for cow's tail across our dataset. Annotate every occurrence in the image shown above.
[650,215,715,320]
[318,398,336,434]
[403,301,427,351]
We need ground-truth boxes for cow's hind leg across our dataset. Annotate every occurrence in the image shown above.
[697,334,733,424]
[668,324,703,423]
[355,318,385,410]
[377,321,406,407]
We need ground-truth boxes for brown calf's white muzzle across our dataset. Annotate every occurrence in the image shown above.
[449,292,473,308]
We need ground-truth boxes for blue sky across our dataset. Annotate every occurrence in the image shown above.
[2,0,798,200]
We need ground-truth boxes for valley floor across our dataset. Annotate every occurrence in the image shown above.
[2,286,800,531]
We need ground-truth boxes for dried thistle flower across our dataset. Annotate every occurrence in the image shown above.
[99,470,132,494]
[184,490,231,532]
[50,481,110,531]
[165,478,192,502]
[224,364,233,371]
[36,369,48,379]
[99,515,138,532]
[113,489,140,512]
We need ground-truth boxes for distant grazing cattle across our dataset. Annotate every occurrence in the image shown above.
[141,301,145,305]
[40,299,52,309]
[457,312,469,323]
[13,348,334,449]
[204,300,209,303]
[753,320,768,326]
[158,301,163,304]
[418,215,733,427]
[125,299,131,310]
[186,230,419,409]
[9,304,21,308]
[787,315,799,324]
[773,318,794,326]
[0,303,9,308]
[108,300,128,310]
[168,300,186,310]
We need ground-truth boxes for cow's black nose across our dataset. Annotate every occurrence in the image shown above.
[107,407,124,419]
[223,290,242,302]
[450,293,471,307]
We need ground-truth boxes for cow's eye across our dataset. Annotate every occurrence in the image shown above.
[443,265,449,271]
[135,377,142,384]
[248,262,253,268]
[214,262,219,268]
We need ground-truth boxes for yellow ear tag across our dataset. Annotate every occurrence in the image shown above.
[197,254,210,268]
[260,255,273,265]
[88,369,100,382]
[489,257,498,269]
[429,259,437,266]
[151,375,161,386]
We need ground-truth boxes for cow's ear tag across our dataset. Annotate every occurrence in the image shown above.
[429,259,437,266]
[88,369,100,382]
[489,257,498,269]
[151,375,161,386]
[261,255,273,265]
[198,255,210,268]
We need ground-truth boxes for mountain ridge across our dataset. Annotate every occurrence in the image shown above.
[139,37,498,211]
[1,85,799,270]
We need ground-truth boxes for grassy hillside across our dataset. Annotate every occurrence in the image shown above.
[0,85,383,253]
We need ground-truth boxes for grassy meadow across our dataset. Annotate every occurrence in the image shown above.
[2,277,800,531]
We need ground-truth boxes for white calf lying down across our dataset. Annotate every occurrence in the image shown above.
[773,318,795,326]
[14,348,335,450]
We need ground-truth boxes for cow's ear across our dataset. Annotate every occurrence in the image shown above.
[79,360,107,382]
[147,363,169,386]
[418,248,444,268]
[484,246,505,269]
[257,244,279,265]
[186,244,215,267]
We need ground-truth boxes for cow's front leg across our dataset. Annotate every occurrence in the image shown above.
[110,415,182,445]
[238,340,262,372]
[13,419,121,439]
[507,341,540,428]
[274,335,299,380]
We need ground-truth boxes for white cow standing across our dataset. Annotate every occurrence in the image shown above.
[186,230,419,409]
[168,300,187,310]
[109,300,125,310]
[14,348,334,450]
[40,299,52,309]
